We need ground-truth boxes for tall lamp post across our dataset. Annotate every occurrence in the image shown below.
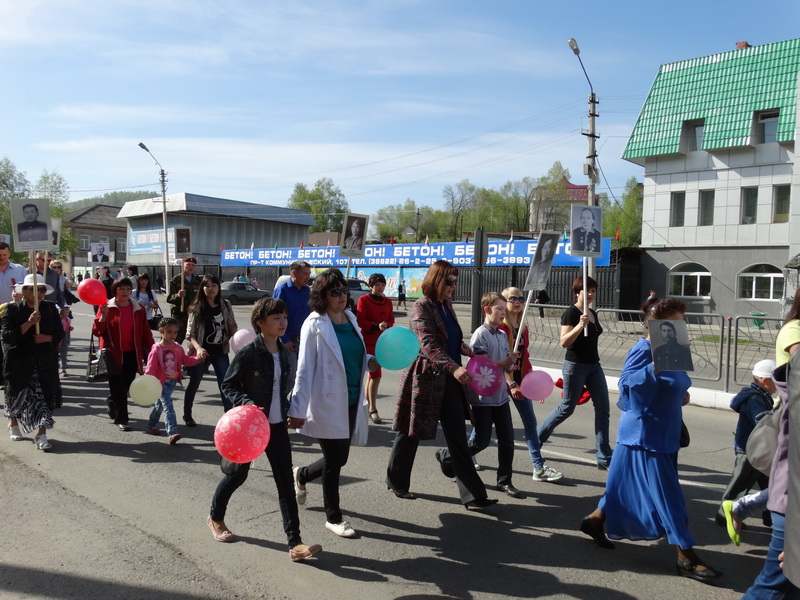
[568,38,599,281]
[138,142,171,290]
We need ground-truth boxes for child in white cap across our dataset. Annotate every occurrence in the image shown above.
[715,359,776,527]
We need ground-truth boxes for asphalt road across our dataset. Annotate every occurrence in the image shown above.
[0,300,773,600]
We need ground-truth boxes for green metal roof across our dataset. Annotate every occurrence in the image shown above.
[623,38,800,163]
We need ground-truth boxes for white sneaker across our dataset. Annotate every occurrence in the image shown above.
[325,520,356,538]
[293,466,307,505]
[35,434,52,452]
[9,425,22,441]
[532,465,563,482]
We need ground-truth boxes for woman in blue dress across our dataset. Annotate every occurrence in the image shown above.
[579,297,722,584]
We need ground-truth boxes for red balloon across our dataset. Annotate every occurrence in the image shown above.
[214,405,271,463]
[466,355,503,396]
[77,278,108,305]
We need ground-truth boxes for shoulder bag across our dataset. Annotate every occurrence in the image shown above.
[746,402,783,476]
[86,335,118,382]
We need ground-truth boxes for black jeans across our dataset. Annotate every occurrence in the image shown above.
[107,351,138,425]
[297,403,357,524]
[209,422,301,547]
[386,377,488,504]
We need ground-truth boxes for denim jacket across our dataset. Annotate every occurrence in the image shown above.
[221,334,291,422]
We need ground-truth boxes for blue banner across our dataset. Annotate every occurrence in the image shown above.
[221,239,611,268]
[128,224,188,256]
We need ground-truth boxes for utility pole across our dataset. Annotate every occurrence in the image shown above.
[568,38,599,281]
[415,207,420,243]
[138,143,171,288]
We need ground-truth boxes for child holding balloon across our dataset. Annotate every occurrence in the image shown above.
[209,297,322,562]
[144,317,204,444]
[437,292,521,498]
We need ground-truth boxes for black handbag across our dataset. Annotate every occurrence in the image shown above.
[679,419,690,448]
[149,307,163,330]
[86,335,118,382]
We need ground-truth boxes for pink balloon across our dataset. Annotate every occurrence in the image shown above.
[214,405,271,463]
[466,355,503,396]
[230,328,257,353]
[520,370,554,402]
[77,278,108,305]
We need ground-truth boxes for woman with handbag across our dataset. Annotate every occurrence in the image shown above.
[289,268,378,538]
[92,277,154,431]
[183,275,237,426]
[579,297,721,584]
[4,274,64,450]
[133,273,160,328]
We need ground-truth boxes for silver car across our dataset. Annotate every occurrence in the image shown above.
[220,281,272,304]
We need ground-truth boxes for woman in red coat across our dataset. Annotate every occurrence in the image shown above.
[92,277,154,431]
[356,273,395,423]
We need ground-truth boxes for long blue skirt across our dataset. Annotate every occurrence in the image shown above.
[598,444,696,548]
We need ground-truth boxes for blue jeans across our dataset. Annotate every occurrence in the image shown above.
[183,352,231,417]
[743,512,800,599]
[537,360,612,463]
[148,378,179,436]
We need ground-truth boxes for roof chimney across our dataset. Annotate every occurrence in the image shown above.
[736,41,752,50]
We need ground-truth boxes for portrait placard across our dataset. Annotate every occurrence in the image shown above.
[90,242,111,265]
[174,226,192,258]
[523,231,559,292]
[569,205,603,258]
[650,319,694,372]
[339,213,369,258]
[11,198,51,252]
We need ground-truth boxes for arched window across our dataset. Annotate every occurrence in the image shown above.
[669,262,711,298]
[738,264,784,300]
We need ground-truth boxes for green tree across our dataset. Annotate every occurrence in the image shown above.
[442,179,477,240]
[287,177,349,233]
[68,190,157,210]
[34,169,78,256]
[602,177,643,247]
[532,162,572,231]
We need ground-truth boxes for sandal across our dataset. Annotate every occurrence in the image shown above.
[369,410,382,424]
[207,516,235,543]
[9,425,22,441]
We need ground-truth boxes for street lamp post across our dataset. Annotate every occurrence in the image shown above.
[568,38,599,281]
[138,142,171,291]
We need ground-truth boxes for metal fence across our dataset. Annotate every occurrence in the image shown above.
[523,305,778,392]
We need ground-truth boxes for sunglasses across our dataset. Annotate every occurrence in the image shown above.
[507,296,524,303]
[445,277,457,287]
[328,287,349,297]
[23,287,48,293]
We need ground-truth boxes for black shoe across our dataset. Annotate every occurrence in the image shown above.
[387,485,416,500]
[497,484,523,498]
[597,460,611,471]
[580,517,615,549]
[676,559,722,583]
[117,423,132,432]
[464,498,498,511]
[183,417,197,427]
[435,449,455,479]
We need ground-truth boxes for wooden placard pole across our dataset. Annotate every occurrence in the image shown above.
[30,250,40,334]
[512,289,536,355]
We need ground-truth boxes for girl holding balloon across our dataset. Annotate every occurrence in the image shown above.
[209,297,323,561]
[183,275,238,425]
[499,287,563,483]
[356,273,395,424]
[144,317,204,444]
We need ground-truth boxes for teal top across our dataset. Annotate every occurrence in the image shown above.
[333,321,364,406]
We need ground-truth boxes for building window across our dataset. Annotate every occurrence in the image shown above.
[669,262,711,298]
[738,264,784,300]
[683,119,705,152]
[79,235,90,251]
[116,238,127,253]
[741,187,758,224]
[756,110,779,144]
[773,185,790,223]
[98,235,109,244]
[698,190,714,226]
[670,192,685,227]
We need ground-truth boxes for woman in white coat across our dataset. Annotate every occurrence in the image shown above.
[289,268,378,538]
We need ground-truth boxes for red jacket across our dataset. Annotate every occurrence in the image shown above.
[92,297,154,374]
[356,294,395,351]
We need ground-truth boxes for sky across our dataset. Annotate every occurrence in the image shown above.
[3,0,800,223]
